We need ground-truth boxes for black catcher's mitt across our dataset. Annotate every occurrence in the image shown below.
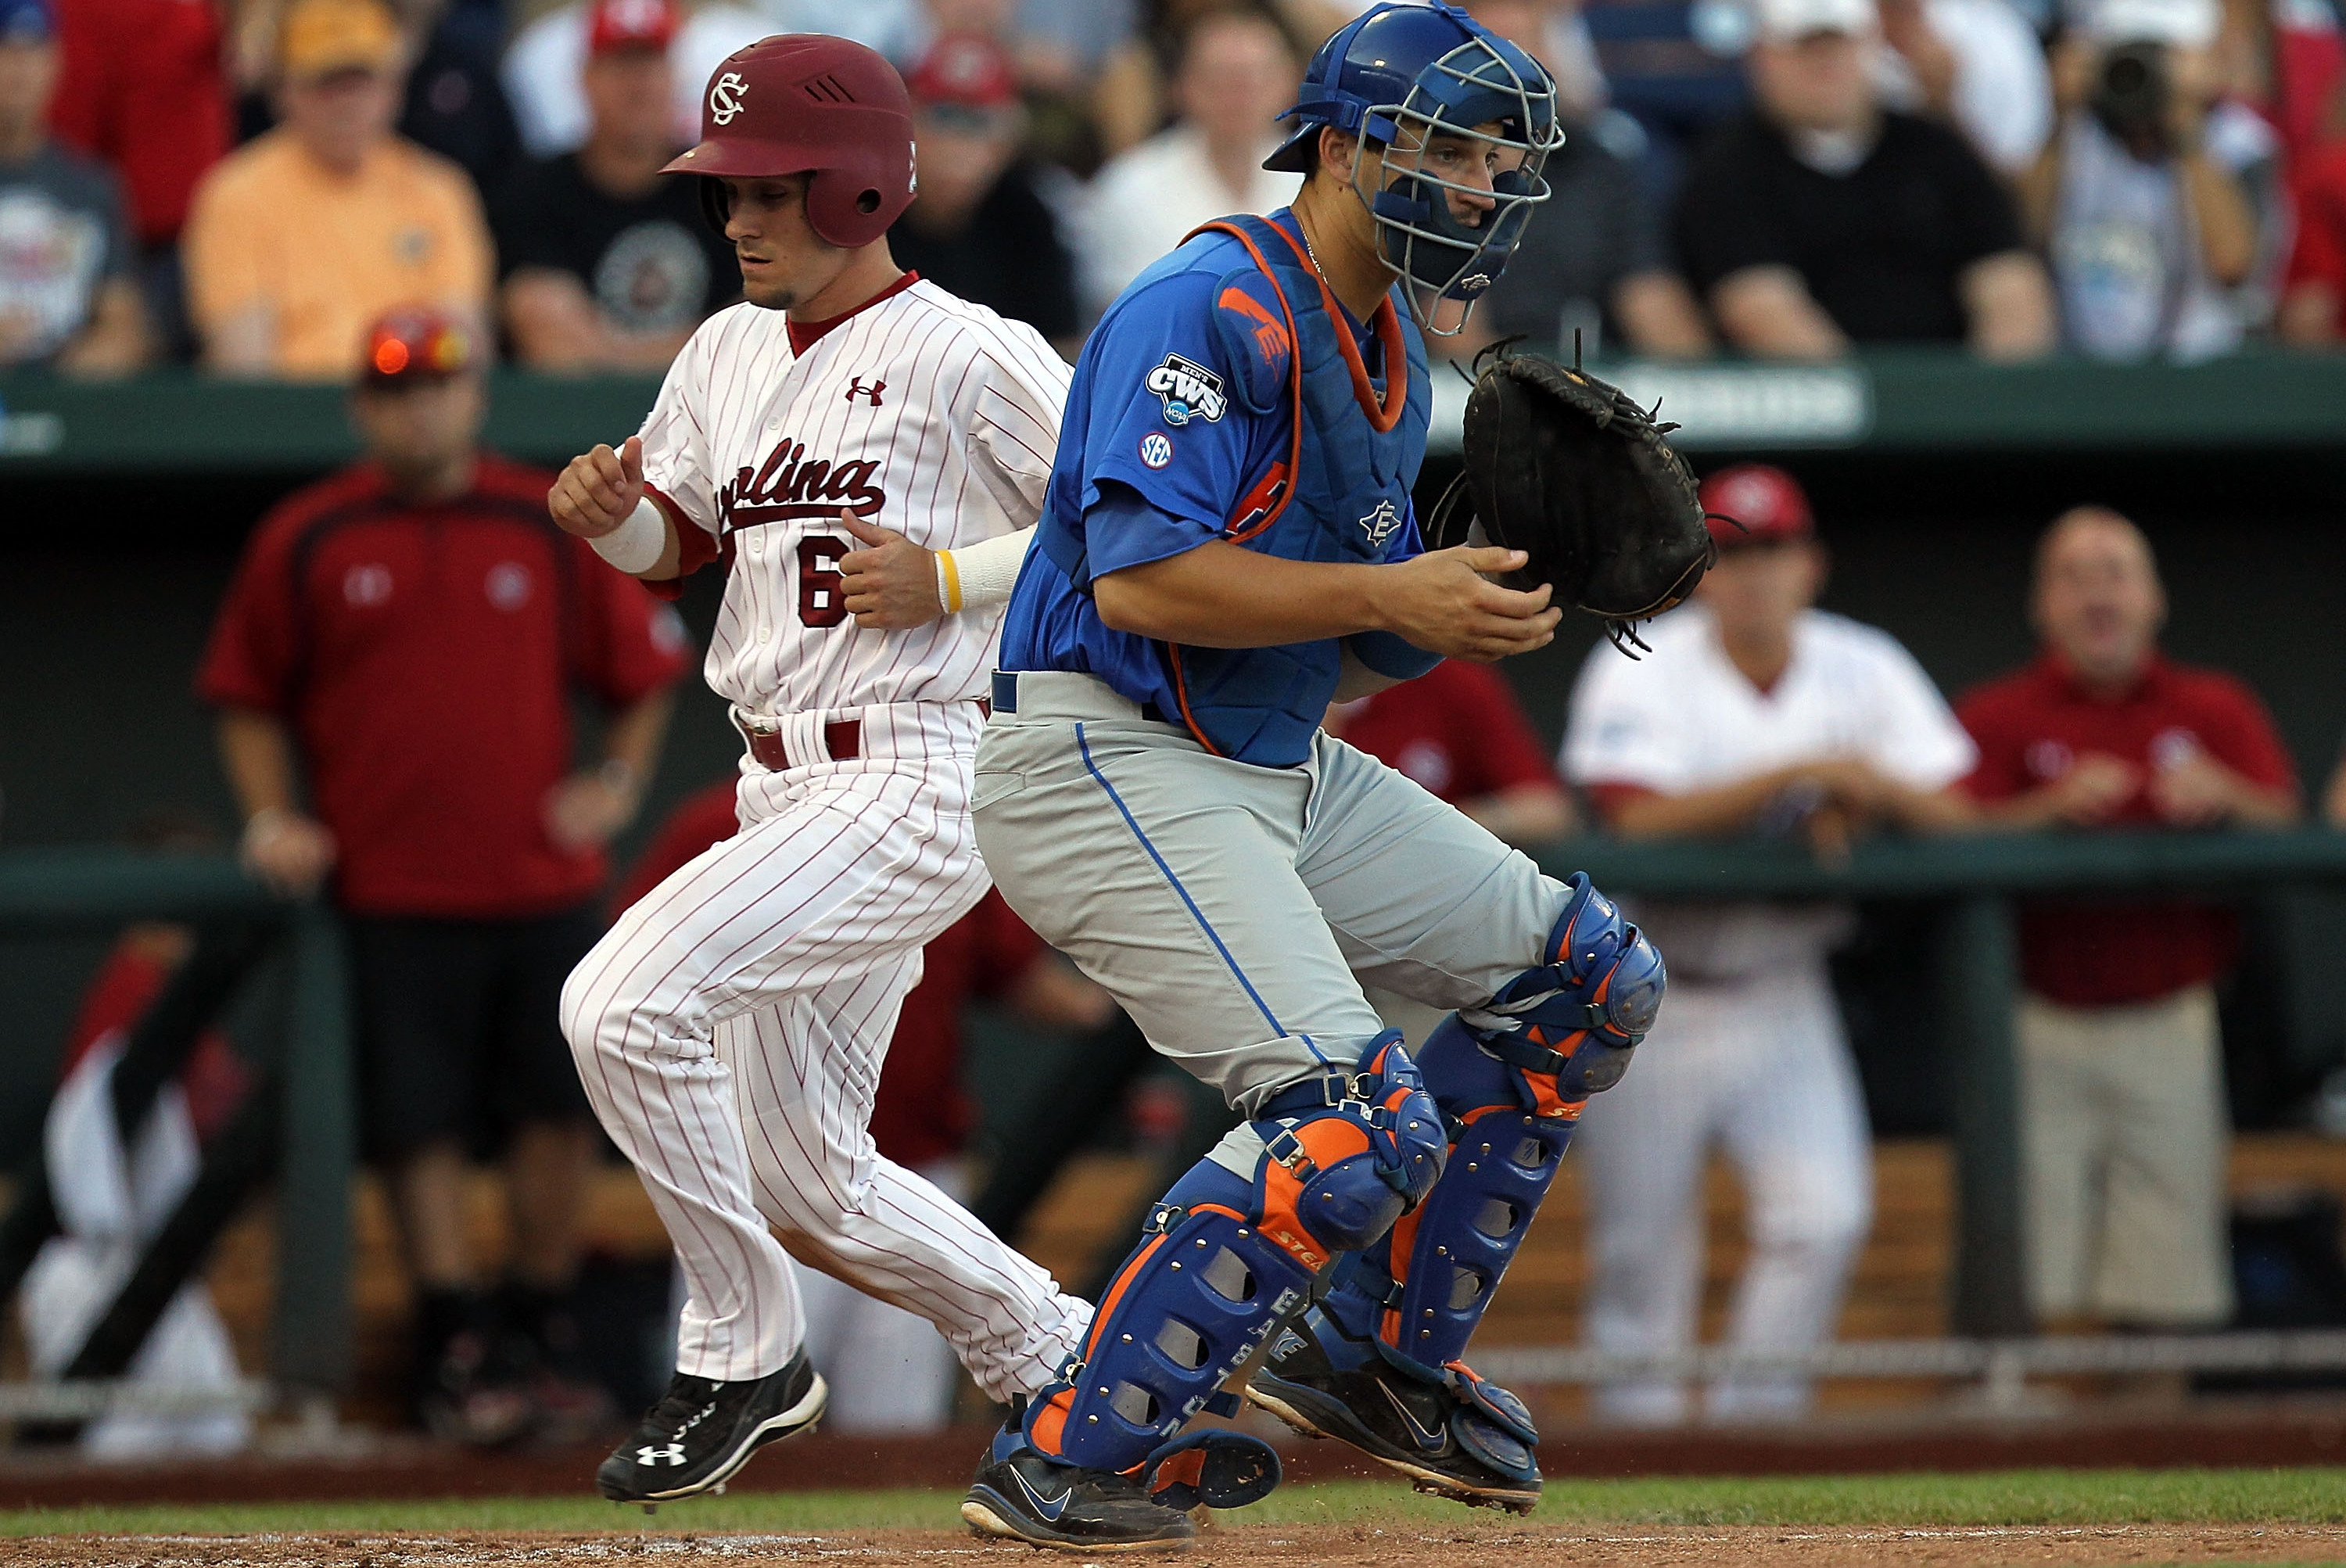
[1427,341,1715,655]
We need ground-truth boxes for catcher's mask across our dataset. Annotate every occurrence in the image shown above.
[1265,2,1563,336]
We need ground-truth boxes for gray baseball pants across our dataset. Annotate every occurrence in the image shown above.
[973,671,1569,1168]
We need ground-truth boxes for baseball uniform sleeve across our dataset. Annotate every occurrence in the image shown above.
[966,325,1074,535]
[1561,638,1695,791]
[637,317,723,535]
[194,507,302,713]
[1857,629,1977,791]
[1074,269,1285,577]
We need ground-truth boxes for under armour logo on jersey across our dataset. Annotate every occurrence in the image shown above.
[637,1443,687,1466]
[844,378,885,407]
[1146,353,1226,425]
[1359,499,1404,546]
[709,72,749,124]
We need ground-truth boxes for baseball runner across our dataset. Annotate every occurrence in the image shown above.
[960,4,1680,1551]
[543,35,1092,1505]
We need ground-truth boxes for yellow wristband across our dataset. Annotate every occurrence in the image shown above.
[936,547,965,614]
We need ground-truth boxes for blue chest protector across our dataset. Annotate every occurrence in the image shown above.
[1035,213,1433,766]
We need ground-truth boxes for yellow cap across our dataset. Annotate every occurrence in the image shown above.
[279,0,400,81]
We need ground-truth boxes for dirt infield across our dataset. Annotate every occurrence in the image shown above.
[5,1405,2344,1510]
[4,1523,2346,1568]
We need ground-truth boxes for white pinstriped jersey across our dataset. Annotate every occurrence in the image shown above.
[637,279,1070,718]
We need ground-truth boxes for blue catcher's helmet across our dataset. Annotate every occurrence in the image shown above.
[1264,2,1564,332]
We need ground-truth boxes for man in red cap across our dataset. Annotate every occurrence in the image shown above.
[1559,462,1975,1424]
[493,0,741,370]
[197,307,691,1444]
[884,33,1078,351]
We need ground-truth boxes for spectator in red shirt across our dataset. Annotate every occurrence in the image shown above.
[2280,140,2346,345]
[1958,505,2299,1334]
[196,307,690,1444]
[41,0,229,249]
[615,780,1112,1432]
[1323,660,1575,849]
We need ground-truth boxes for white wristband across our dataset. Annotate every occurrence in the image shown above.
[590,496,669,575]
[934,526,1036,613]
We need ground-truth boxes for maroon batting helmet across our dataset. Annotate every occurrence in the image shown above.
[664,34,917,249]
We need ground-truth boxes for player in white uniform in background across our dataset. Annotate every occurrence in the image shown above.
[546,35,1089,1503]
[1560,465,1976,1424]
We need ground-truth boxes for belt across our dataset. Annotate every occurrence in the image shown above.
[990,669,1172,724]
[736,716,861,773]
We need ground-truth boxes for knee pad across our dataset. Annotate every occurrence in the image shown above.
[1251,1030,1447,1262]
[1466,870,1664,1119]
[1023,1034,1444,1473]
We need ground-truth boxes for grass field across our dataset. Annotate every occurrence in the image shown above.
[6,1467,2346,1537]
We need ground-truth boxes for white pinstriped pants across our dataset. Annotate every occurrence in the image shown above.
[560,703,1090,1396]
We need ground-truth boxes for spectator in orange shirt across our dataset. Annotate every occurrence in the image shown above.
[182,0,492,379]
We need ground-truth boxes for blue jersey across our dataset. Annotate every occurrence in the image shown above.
[1000,209,1434,765]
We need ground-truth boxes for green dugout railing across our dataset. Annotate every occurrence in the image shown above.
[2,828,2343,1387]
[6,349,2346,473]
[0,849,352,1398]
[1542,827,2346,1336]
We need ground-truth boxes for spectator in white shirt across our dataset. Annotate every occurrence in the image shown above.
[1875,0,2056,175]
[1076,6,1302,317]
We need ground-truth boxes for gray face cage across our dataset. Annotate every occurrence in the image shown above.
[1347,37,1566,337]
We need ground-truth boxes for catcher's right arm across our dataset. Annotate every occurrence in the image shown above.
[1426,342,1717,655]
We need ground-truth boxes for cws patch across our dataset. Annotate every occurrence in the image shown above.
[1146,353,1227,426]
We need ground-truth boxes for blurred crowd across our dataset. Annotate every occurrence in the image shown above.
[11,0,2346,379]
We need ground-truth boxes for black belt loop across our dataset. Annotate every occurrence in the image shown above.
[990,669,1020,713]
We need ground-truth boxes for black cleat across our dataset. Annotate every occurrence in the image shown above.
[1244,1306,1542,1513]
[595,1351,827,1503]
[960,1404,1196,1553]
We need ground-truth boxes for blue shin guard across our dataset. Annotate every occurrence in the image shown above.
[1328,873,1663,1372]
[1023,1034,1444,1484]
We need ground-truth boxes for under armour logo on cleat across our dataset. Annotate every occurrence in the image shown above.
[844,378,885,406]
[638,1443,687,1466]
[1010,1466,1073,1522]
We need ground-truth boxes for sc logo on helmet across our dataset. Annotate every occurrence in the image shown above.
[710,72,749,125]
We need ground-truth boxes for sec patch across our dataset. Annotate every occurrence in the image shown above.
[1139,432,1174,469]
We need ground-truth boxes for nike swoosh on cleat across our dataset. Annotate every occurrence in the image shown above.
[1378,1381,1449,1451]
[1009,1466,1073,1523]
